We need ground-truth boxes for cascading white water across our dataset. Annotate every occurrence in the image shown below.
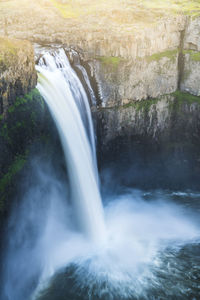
[36,49,106,243]
[76,64,97,106]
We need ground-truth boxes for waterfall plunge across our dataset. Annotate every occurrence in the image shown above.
[36,49,106,244]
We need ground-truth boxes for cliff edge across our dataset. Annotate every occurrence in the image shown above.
[0,37,37,116]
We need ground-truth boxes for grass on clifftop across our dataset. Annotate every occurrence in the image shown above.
[141,0,200,16]
[50,0,81,18]
[0,37,29,72]
[49,0,200,21]
[0,37,17,69]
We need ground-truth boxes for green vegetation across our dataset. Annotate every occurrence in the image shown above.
[0,155,26,195]
[0,154,27,213]
[49,0,200,23]
[122,97,160,113]
[0,88,44,145]
[0,37,27,71]
[140,0,200,17]
[0,123,11,143]
[172,90,200,104]
[119,91,200,114]
[183,50,200,62]
[97,56,124,69]
[0,88,47,215]
[145,50,178,63]
[7,89,43,114]
[1,0,200,37]
[0,37,17,55]
[50,0,81,18]
[164,90,200,113]
[1,0,200,41]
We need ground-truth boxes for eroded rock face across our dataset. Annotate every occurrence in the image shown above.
[90,52,179,107]
[87,16,200,108]
[1,6,200,190]
[0,1,186,60]
[97,92,200,147]
[178,16,200,96]
[0,37,37,115]
[97,93,200,189]
[184,16,200,51]
[1,1,200,108]
[96,95,173,146]
[180,51,200,96]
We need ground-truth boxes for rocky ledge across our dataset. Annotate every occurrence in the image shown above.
[0,37,37,116]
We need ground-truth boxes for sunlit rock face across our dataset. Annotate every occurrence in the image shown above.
[1,1,200,108]
[179,16,200,96]
[184,16,200,51]
[0,37,37,115]
[180,51,200,96]
[1,2,200,191]
[87,16,200,108]
[0,1,186,60]
[90,52,179,107]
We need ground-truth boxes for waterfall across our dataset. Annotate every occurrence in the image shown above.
[36,49,106,243]
[2,47,199,300]
[75,64,97,106]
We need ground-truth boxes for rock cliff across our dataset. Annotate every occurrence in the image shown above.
[88,16,200,108]
[1,1,200,109]
[0,37,44,220]
[0,37,37,115]
[97,92,200,189]
[1,1,200,190]
[96,92,200,147]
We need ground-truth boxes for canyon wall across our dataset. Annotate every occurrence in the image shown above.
[96,92,200,189]
[87,16,200,110]
[1,8,200,191]
[82,16,200,150]
[0,38,47,220]
[1,2,200,111]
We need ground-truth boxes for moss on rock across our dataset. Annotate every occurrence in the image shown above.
[0,88,50,219]
[121,91,200,113]
[183,50,200,61]
[96,56,124,70]
[0,154,27,214]
[172,90,200,104]
[145,49,178,63]
[122,97,161,113]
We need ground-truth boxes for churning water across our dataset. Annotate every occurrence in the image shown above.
[1,49,200,300]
